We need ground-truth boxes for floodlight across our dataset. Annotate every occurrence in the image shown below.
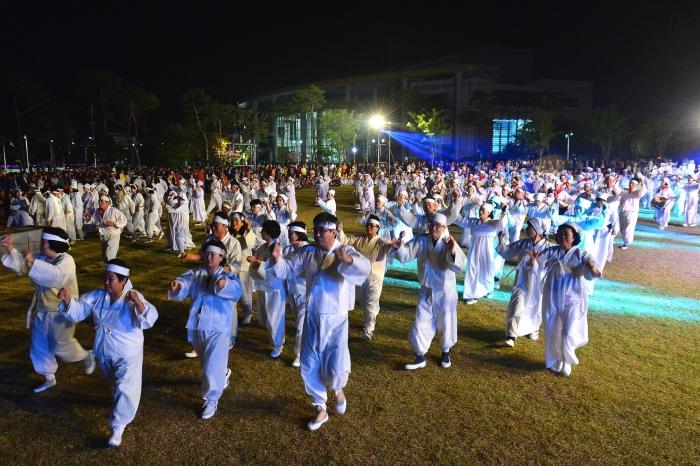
[369,115,386,129]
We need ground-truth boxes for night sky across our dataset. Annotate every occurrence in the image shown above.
[3,0,700,132]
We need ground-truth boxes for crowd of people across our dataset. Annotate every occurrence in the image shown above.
[1,155,698,444]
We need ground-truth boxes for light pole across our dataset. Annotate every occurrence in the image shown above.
[369,115,386,173]
[23,135,29,170]
[565,133,573,161]
[352,146,357,165]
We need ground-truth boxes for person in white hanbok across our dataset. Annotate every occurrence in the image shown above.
[116,186,136,236]
[618,177,647,249]
[456,203,509,304]
[58,259,158,447]
[45,190,66,231]
[390,213,466,370]
[457,185,483,248]
[206,174,224,214]
[28,188,46,226]
[281,177,297,213]
[681,173,699,227]
[653,178,677,230]
[265,212,371,431]
[86,196,128,263]
[317,189,337,215]
[358,196,398,241]
[272,193,297,249]
[229,213,257,328]
[192,181,207,224]
[339,215,395,340]
[130,185,146,241]
[1,228,95,393]
[69,184,85,240]
[281,222,308,367]
[527,223,601,376]
[163,192,195,257]
[247,220,287,358]
[496,218,554,346]
[168,240,242,420]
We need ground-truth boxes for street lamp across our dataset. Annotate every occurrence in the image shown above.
[370,116,386,171]
[23,135,29,170]
[352,146,357,165]
[565,133,573,161]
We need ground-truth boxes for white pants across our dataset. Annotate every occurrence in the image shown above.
[98,351,143,429]
[65,213,76,241]
[257,289,287,349]
[619,210,640,245]
[74,212,84,239]
[30,311,88,377]
[145,211,161,239]
[190,330,229,403]
[288,292,306,358]
[410,286,458,355]
[356,278,383,335]
[101,234,121,263]
[301,311,350,412]
[505,288,541,339]
[544,301,588,368]
[206,193,223,214]
[131,211,145,236]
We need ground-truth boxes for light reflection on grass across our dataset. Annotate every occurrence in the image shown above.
[386,257,699,322]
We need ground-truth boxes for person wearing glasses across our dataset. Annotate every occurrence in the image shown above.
[390,213,466,370]
[265,212,370,431]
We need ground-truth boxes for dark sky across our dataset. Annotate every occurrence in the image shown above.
[3,0,700,131]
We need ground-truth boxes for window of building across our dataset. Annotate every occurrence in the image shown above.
[492,118,529,154]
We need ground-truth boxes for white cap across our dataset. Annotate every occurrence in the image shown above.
[432,213,447,226]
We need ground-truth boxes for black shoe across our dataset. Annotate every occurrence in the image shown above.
[441,352,451,368]
[405,354,426,370]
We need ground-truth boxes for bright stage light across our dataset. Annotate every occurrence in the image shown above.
[369,115,386,129]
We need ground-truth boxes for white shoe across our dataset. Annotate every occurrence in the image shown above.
[405,355,426,370]
[84,350,96,375]
[292,357,301,368]
[466,298,477,305]
[494,281,500,289]
[682,224,688,227]
[185,350,198,358]
[223,368,231,389]
[270,346,283,358]
[201,402,217,420]
[307,412,329,431]
[336,393,347,415]
[241,315,252,325]
[229,339,235,349]
[158,232,164,240]
[362,332,372,340]
[621,244,628,250]
[504,338,515,347]
[132,237,138,242]
[108,426,124,447]
[176,253,183,258]
[145,239,153,243]
[33,377,56,393]
[486,291,494,299]
[529,330,539,341]
[551,361,563,373]
[561,363,572,376]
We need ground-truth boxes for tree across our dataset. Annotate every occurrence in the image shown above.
[155,124,202,167]
[112,85,159,167]
[318,109,362,161]
[30,99,75,166]
[639,114,679,159]
[407,108,451,167]
[293,85,325,162]
[76,69,123,137]
[181,88,214,162]
[515,109,557,168]
[0,73,46,167]
[585,104,628,164]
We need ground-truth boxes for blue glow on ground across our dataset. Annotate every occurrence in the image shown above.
[385,258,699,322]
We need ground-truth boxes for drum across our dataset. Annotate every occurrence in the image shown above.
[651,196,667,209]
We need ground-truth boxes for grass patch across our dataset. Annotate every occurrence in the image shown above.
[0,186,698,464]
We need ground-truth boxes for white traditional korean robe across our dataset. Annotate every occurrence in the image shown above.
[63,287,157,429]
[682,181,699,226]
[496,237,554,339]
[266,240,370,411]
[390,233,466,355]
[2,250,88,378]
[530,246,599,370]
[251,240,287,351]
[457,214,508,299]
[168,267,242,404]
[619,183,647,245]
[282,242,308,358]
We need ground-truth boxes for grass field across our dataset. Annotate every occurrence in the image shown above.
[0,186,698,465]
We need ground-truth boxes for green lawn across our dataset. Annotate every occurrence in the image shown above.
[0,186,698,465]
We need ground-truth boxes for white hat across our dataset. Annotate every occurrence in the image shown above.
[432,213,447,226]
[534,193,546,201]
[377,195,388,204]
[99,195,110,202]
[277,193,288,202]
[596,192,609,201]
[328,190,335,197]
[482,203,494,213]
[527,217,546,236]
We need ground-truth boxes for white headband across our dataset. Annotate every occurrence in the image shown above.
[205,245,225,255]
[367,218,381,226]
[105,263,130,276]
[100,195,110,202]
[315,221,337,230]
[213,216,230,226]
[42,232,69,243]
[289,226,306,233]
